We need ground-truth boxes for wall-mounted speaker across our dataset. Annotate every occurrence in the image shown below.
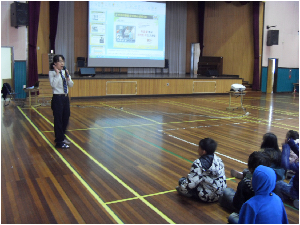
[267,30,279,46]
[79,68,96,77]
[10,2,28,28]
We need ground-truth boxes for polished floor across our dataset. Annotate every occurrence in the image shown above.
[1,92,299,223]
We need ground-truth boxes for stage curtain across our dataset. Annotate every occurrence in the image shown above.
[198,2,205,57]
[252,2,260,90]
[165,1,187,74]
[28,1,41,87]
[49,2,59,53]
[55,1,75,74]
[128,2,187,74]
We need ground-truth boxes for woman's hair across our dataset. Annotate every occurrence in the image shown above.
[286,130,299,140]
[52,55,65,63]
[261,132,280,151]
[263,148,281,167]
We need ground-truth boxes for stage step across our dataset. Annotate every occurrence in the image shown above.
[242,80,256,92]
[38,78,52,98]
[37,78,52,105]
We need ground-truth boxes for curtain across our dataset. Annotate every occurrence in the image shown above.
[165,1,187,74]
[28,1,41,87]
[128,2,187,74]
[55,2,75,74]
[252,2,260,90]
[198,2,205,57]
[49,1,59,53]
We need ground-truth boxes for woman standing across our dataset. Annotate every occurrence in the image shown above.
[49,55,74,149]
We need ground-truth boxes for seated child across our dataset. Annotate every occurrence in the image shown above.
[218,151,271,223]
[263,147,285,181]
[238,165,288,224]
[176,138,226,202]
[275,137,299,209]
[285,130,299,178]
[231,132,282,179]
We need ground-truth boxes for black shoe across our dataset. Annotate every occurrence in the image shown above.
[55,143,70,149]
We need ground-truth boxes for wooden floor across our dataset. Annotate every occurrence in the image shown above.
[1,92,299,223]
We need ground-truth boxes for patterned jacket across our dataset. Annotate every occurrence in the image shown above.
[179,154,227,202]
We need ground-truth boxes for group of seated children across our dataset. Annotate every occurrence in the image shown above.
[176,131,299,224]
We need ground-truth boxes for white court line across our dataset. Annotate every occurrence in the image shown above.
[164,133,247,165]
[157,121,248,132]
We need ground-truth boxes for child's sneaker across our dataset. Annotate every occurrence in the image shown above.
[176,186,193,197]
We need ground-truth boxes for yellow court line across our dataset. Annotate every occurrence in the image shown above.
[31,105,295,215]
[100,103,162,124]
[199,98,299,115]
[162,100,299,129]
[38,99,299,133]
[17,106,123,224]
[40,115,298,134]
[106,190,177,205]
[106,177,237,205]
[30,107,175,224]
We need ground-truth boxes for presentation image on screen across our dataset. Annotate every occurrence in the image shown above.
[88,1,166,68]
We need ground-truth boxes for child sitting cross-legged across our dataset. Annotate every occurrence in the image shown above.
[176,138,227,202]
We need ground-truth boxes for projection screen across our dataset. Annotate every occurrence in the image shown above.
[88,1,166,67]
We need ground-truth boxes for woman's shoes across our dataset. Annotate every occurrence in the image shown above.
[54,139,70,148]
[55,143,70,149]
[63,139,71,144]
[231,169,244,179]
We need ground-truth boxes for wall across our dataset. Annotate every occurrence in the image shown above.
[1,1,27,60]
[1,1,27,96]
[203,2,256,84]
[261,1,299,92]
[261,67,299,92]
[3,1,298,88]
[262,1,299,68]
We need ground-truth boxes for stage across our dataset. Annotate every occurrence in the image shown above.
[66,73,242,98]
[71,72,240,79]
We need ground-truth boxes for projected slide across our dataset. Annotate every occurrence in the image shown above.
[88,1,166,67]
